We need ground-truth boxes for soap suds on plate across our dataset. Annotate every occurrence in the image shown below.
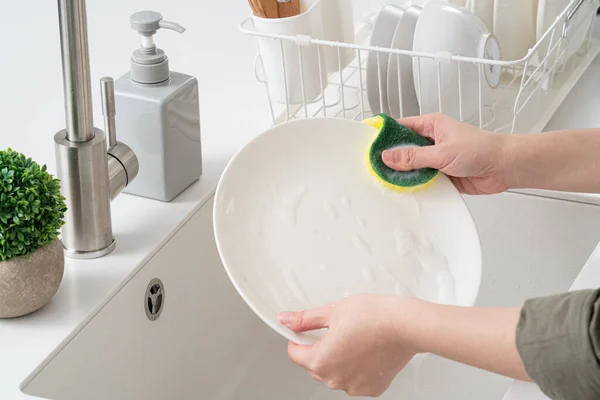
[323,202,339,220]
[352,234,372,256]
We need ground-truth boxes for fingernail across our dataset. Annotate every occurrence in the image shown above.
[382,150,396,164]
[279,312,293,326]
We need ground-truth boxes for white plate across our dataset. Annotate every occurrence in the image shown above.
[413,2,501,122]
[367,4,406,115]
[214,118,482,345]
[494,0,538,61]
[386,5,422,119]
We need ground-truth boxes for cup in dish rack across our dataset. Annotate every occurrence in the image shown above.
[320,0,356,73]
[412,1,501,123]
[252,0,356,105]
[252,0,326,105]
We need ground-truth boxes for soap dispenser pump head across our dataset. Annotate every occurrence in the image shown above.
[128,11,186,84]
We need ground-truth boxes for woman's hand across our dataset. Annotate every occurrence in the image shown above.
[280,294,529,397]
[279,294,417,397]
[381,113,511,195]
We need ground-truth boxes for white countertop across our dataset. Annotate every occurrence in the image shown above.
[2,2,600,399]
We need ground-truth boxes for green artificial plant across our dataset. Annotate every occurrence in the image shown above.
[0,149,67,261]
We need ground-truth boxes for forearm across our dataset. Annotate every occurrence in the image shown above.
[397,299,531,381]
[504,129,600,192]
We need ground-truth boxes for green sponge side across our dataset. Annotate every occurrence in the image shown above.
[366,114,439,192]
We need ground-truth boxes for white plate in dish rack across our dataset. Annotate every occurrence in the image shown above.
[213,118,482,345]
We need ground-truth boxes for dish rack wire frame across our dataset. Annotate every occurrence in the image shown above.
[240,0,600,133]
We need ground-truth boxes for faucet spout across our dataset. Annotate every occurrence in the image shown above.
[57,0,95,143]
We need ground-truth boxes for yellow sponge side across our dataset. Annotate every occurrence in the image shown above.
[364,115,439,193]
[363,115,385,131]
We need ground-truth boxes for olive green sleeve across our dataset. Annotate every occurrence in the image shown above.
[516,289,600,400]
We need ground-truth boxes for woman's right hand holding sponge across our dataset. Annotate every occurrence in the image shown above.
[385,112,600,195]
[381,113,511,195]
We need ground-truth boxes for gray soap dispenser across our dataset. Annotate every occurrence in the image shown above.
[114,11,202,202]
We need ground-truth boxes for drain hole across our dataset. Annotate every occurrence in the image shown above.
[145,279,165,321]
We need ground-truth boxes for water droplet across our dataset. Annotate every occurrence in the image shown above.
[324,202,338,220]
[352,234,372,256]
[341,197,352,209]
[274,185,307,226]
[414,198,422,217]
[289,190,307,226]
[420,236,434,253]
[379,371,384,377]
[326,235,333,242]
[319,263,328,271]
[225,198,236,216]
[362,267,375,282]
[515,284,521,291]
[356,215,367,229]
[394,226,417,257]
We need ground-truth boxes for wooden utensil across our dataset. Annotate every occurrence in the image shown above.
[249,0,266,17]
[277,0,301,18]
[248,0,259,16]
[257,0,279,18]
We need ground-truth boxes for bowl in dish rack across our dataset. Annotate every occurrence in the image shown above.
[213,118,482,345]
[413,1,501,123]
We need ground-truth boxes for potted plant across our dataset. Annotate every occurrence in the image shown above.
[0,148,67,318]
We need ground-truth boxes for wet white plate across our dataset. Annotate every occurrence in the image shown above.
[213,118,482,345]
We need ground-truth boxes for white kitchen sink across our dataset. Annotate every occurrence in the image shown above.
[21,192,600,400]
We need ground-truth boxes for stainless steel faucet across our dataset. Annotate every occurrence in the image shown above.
[54,0,139,259]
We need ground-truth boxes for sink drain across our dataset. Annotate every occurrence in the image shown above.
[145,278,165,321]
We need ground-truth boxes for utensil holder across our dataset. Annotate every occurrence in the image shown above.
[252,0,327,105]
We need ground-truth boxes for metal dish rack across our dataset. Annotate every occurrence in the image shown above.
[240,0,600,133]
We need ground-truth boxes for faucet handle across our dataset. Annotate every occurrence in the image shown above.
[99,76,140,199]
[100,77,117,150]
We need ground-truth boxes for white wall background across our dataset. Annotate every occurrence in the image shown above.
[1,1,274,173]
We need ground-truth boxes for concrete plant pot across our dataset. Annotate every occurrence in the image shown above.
[0,239,65,318]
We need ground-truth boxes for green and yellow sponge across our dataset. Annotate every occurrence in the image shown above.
[364,114,439,193]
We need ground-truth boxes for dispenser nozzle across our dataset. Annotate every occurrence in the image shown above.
[159,20,186,34]
[128,11,185,84]
[130,11,186,38]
